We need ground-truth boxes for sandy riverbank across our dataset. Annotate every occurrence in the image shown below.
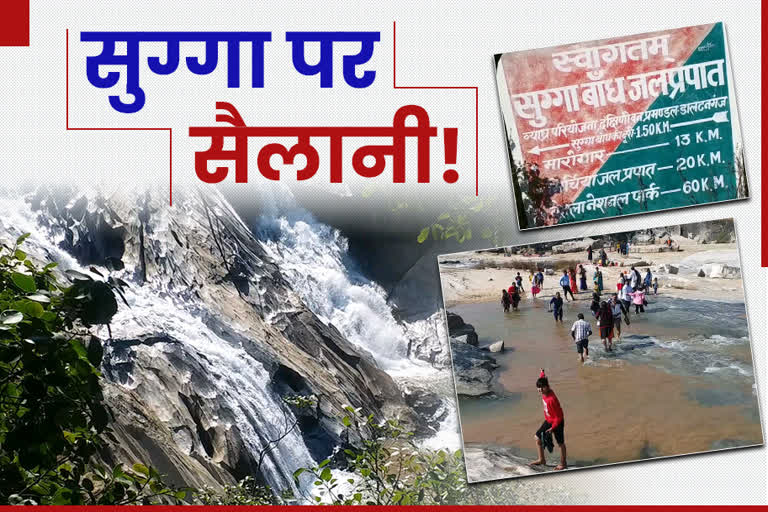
[438,241,744,307]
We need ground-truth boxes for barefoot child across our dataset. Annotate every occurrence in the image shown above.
[530,369,567,470]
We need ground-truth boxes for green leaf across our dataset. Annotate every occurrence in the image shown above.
[11,272,36,292]
[14,249,27,261]
[132,463,150,477]
[292,467,305,482]
[16,300,44,318]
[0,310,23,324]
[175,490,187,500]
[417,227,430,244]
[342,416,351,427]
[320,467,332,482]
[16,233,31,245]
[317,459,330,469]
[43,262,58,271]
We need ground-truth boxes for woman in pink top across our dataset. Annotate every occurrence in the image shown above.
[629,288,645,314]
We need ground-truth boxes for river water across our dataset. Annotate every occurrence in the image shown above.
[452,292,762,470]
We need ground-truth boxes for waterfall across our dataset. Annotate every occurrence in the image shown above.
[0,186,461,502]
[254,199,461,450]
[0,192,316,493]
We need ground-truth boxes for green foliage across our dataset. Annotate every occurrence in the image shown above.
[0,235,183,505]
[196,476,290,505]
[295,406,467,505]
[282,394,317,410]
[417,197,502,247]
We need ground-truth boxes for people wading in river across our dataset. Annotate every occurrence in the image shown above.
[590,291,601,318]
[529,369,567,471]
[550,292,564,323]
[629,286,646,314]
[596,300,615,352]
[571,313,592,363]
[611,293,629,340]
[510,284,521,311]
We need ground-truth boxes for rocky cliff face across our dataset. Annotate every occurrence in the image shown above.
[15,186,420,492]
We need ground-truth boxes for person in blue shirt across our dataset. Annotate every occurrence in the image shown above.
[559,270,575,301]
[643,268,652,290]
[550,292,564,323]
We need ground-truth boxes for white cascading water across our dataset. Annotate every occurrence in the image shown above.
[0,193,317,494]
[0,188,461,503]
[255,196,461,451]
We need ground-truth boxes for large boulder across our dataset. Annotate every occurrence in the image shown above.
[24,187,414,492]
[453,333,479,346]
[446,312,465,331]
[657,264,678,275]
[551,237,596,254]
[681,220,736,244]
[450,340,497,396]
[708,263,741,279]
[632,232,655,245]
[446,312,479,346]
[463,445,548,483]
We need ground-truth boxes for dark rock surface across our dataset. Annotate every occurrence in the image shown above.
[24,187,415,491]
[446,312,479,346]
[450,339,498,397]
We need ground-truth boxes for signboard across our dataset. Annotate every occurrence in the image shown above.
[495,23,747,229]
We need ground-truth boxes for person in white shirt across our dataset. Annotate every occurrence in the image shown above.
[570,313,592,363]
[611,294,629,340]
[618,282,632,314]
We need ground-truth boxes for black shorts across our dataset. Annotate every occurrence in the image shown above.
[536,420,565,445]
[576,338,589,354]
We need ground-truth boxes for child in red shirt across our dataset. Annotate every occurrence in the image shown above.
[530,369,567,471]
